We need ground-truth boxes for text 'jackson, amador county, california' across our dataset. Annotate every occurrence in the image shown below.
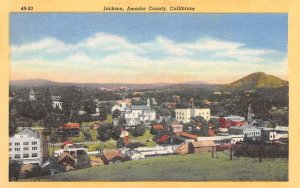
[103,6,196,12]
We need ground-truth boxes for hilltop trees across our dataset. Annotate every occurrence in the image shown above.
[97,123,112,142]
[130,123,146,137]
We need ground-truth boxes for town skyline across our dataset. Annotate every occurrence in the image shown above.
[10,14,288,84]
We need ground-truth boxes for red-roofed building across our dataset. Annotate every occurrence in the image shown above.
[219,116,247,128]
[176,132,198,140]
[59,123,81,137]
[102,150,126,165]
[157,134,170,144]
[61,141,77,149]
[152,124,164,130]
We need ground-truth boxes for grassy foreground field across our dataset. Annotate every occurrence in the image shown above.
[44,152,288,181]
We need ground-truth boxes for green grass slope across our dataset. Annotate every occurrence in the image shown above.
[221,72,288,91]
[44,152,288,181]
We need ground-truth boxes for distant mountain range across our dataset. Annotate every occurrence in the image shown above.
[220,72,288,90]
[10,72,288,90]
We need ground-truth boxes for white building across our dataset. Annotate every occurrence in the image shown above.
[175,108,210,123]
[111,102,127,113]
[124,99,156,123]
[196,134,244,145]
[51,96,63,110]
[229,125,261,141]
[9,128,43,165]
[259,126,288,141]
[123,145,176,160]
[29,88,36,101]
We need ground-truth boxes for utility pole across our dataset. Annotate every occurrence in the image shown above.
[259,146,262,163]
[230,146,233,160]
[247,104,252,125]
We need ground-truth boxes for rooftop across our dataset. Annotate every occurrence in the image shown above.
[16,128,39,139]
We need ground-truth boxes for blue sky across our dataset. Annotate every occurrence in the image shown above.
[10,13,288,84]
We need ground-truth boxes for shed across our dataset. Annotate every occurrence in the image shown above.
[102,150,126,165]
[190,140,216,153]
[57,152,76,169]
[175,142,191,155]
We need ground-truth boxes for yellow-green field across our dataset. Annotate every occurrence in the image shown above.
[42,152,288,181]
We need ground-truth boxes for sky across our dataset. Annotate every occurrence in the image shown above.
[10,13,288,84]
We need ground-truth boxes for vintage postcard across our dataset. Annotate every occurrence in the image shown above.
[0,0,300,188]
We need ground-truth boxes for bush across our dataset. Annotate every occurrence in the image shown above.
[233,144,288,158]
[76,154,91,169]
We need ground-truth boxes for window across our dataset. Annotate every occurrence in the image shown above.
[23,154,29,158]
[15,142,20,146]
[14,154,21,159]
[23,142,29,145]
[9,142,11,146]
[32,141,37,145]
[23,147,29,151]
[32,153,38,157]
[32,147,38,150]
[9,148,11,151]
[15,148,20,151]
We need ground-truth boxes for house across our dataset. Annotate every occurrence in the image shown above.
[9,128,43,165]
[125,118,141,129]
[57,152,76,171]
[51,96,63,110]
[102,150,126,165]
[190,141,216,153]
[158,116,172,124]
[170,122,183,134]
[54,141,87,158]
[59,123,81,137]
[175,108,210,123]
[219,115,247,128]
[229,125,261,141]
[261,129,278,141]
[111,101,127,113]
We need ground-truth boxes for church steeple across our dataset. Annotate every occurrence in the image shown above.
[147,97,150,107]
[29,88,36,101]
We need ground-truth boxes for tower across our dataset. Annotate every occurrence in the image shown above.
[147,97,150,107]
[29,88,36,101]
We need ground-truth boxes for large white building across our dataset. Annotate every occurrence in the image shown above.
[124,98,156,123]
[175,108,210,123]
[9,128,43,165]
[229,125,261,141]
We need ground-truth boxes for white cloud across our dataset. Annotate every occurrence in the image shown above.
[10,33,287,83]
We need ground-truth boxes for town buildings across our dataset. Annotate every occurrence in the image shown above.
[9,128,44,165]
[175,108,210,123]
[229,125,261,141]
